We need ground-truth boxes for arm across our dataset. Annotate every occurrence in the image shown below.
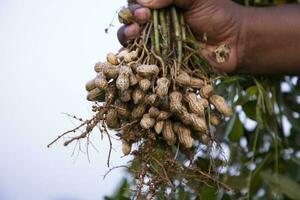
[239,4,300,74]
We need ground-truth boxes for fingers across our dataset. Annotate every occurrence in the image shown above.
[118,23,141,46]
[136,0,191,9]
[118,4,151,46]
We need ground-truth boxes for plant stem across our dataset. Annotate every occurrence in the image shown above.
[159,9,169,58]
[171,6,182,71]
[153,10,161,55]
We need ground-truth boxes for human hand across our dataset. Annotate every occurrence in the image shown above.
[118,0,247,72]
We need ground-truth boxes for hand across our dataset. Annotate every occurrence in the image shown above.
[118,0,247,72]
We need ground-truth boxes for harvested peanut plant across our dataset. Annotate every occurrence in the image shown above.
[49,5,233,197]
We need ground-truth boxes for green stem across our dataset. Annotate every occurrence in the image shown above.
[179,12,186,42]
[152,10,161,55]
[159,9,169,58]
[171,6,182,71]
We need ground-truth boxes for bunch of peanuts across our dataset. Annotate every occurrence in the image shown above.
[85,48,233,155]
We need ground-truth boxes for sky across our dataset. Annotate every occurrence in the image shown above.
[0,0,131,199]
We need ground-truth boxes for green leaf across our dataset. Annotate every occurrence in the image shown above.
[260,171,300,200]
[243,101,257,120]
[246,86,258,98]
[226,114,244,142]
[200,186,217,200]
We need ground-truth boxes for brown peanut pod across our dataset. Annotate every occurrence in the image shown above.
[155,77,170,98]
[106,52,119,65]
[139,79,151,92]
[106,109,119,129]
[131,104,146,119]
[117,49,129,60]
[210,112,221,126]
[154,120,165,134]
[116,73,130,92]
[118,7,135,25]
[129,73,138,86]
[144,94,157,106]
[124,50,138,63]
[121,140,132,155]
[103,65,120,79]
[199,133,210,145]
[87,88,105,102]
[176,71,204,88]
[94,62,104,73]
[173,122,194,148]
[119,89,132,102]
[190,114,207,132]
[85,78,96,91]
[200,85,214,99]
[140,114,156,129]
[169,91,183,114]
[105,83,117,105]
[114,99,130,119]
[132,88,145,104]
[162,120,177,145]
[184,93,205,116]
[209,95,233,117]
[157,111,171,121]
[199,98,209,108]
[148,107,160,118]
[179,110,193,125]
[95,72,108,90]
[136,64,159,78]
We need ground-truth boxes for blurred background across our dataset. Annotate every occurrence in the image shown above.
[0,0,130,199]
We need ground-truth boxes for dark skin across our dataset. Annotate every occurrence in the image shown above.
[118,0,300,74]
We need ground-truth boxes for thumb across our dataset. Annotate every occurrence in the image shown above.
[136,0,190,9]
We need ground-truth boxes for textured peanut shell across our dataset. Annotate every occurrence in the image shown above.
[129,73,138,86]
[200,85,214,99]
[200,134,209,145]
[162,120,177,145]
[106,52,119,65]
[148,107,160,118]
[209,95,233,117]
[157,111,171,121]
[106,109,119,129]
[140,114,156,129]
[169,91,183,114]
[190,114,207,132]
[176,71,204,88]
[154,121,164,134]
[122,140,132,155]
[155,77,170,98]
[103,65,120,79]
[85,78,96,91]
[119,89,132,102]
[210,112,221,126]
[144,94,157,105]
[185,93,205,116]
[139,79,151,92]
[94,62,105,73]
[87,88,105,102]
[132,88,144,104]
[136,65,159,78]
[131,104,146,119]
[116,73,130,92]
[95,73,108,90]
[173,123,194,148]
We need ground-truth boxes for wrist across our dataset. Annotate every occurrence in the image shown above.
[236,6,255,73]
